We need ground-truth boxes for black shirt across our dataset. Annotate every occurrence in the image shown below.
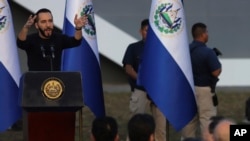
[189,40,221,86]
[17,32,82,71]
[122,40,145,91]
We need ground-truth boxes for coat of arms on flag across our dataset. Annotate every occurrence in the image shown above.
[153,2,183,35]
[0,5,9,32]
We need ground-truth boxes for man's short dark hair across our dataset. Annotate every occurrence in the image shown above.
[191,22,207,39]
[141,19,149,29]
[208,116,225,134]
[91,116,118,141]
[35,8,52,22]
[128,113,155,141]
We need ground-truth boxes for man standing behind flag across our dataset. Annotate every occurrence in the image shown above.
[62,0,106,117]
[122,19,167,141]
[16,8,87,71]
[181,23,222,139]
[137,0,197,132]
[0,0,22,132]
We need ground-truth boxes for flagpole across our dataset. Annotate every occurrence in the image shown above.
[79,108,83,141]
[166,120,169,141]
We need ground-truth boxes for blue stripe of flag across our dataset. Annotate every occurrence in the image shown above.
[0,63,21,132]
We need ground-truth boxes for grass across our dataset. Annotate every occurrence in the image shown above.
[1,90,250,141]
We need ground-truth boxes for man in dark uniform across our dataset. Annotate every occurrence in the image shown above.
[181,22,222,139]
[122,19,167,141]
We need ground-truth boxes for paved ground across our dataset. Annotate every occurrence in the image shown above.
[1,85,250,141]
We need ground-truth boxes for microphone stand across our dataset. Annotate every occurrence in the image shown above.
[48,55,53,71]
[49,45,55,71]
[40,45,55,71]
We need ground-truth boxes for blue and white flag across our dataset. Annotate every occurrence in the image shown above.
[0,0,22,132]
[62,0,105,117]
[138,0,197,131]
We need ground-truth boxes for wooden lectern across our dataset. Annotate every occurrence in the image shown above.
[20,72,84,141]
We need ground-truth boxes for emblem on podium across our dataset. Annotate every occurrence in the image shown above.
[41,77,65,100]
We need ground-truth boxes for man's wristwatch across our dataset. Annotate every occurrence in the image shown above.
[75,27,82,30]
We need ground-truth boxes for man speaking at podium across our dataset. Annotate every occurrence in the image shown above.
[15,8,88,140]
[17,8,87,71]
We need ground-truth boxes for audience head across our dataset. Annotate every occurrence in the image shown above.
[128,113,155,141]
[213,118,236,141]
[202,116,225,141]
[209,116,226,134]
[91,116,119,141]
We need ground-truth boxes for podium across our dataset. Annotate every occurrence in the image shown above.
[20,71,84,141]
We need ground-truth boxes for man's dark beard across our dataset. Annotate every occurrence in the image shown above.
[38,27,53,38]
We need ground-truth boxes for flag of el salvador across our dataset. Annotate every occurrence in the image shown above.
[137,0,197,131]
[62,0,105,117]
[0,0,22,132]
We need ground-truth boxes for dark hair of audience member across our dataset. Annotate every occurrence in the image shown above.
[128,113,155,141]
[91,116,118,141]
[208,116,225,134]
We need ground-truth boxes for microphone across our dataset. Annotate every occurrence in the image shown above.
[50,45,55,59]
[40,45,46,58]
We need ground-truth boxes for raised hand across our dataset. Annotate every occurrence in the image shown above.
[74,14,88,30]
[24,14,37,28]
